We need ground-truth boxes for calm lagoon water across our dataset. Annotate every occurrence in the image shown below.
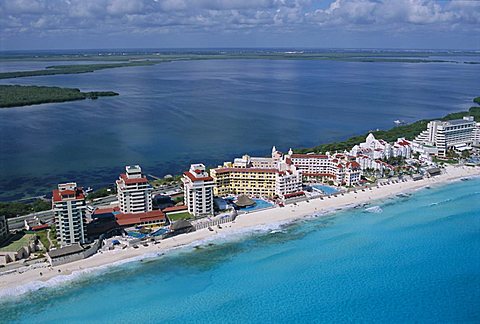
[1,178,479,323]
[0,58,479,200]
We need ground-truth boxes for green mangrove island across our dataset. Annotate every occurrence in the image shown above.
[0,61,157,80]
[0,85,119,108]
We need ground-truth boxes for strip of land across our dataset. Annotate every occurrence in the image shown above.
[0,61,158,80]
[0,85,119,108]
[0,164,478,297]
[0,51,478,80]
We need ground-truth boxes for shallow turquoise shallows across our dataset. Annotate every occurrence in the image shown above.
[2,178,480,323]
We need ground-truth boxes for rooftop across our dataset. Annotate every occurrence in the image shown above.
[52,184,85,202]
[47,243,84,258]
[213,167,277,174]
[115,210,166,226]
[119,173,148,185]
[183,171,214,182]
[162,205,188,213]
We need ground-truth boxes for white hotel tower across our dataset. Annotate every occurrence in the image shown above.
[52,183,87,246]
[182,164,215,217]
[116,165,153,214]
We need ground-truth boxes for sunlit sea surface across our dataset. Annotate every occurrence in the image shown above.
[1,178,479,323]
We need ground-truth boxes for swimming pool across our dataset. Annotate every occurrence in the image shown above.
[242,198,274,211]
[127,231,146,239]
[312,184,339,195]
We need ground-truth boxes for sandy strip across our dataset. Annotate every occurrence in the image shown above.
[1,165,478,297]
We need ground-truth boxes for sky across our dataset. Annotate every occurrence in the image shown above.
[0,0,479,51]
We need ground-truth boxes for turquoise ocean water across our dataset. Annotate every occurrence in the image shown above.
[1,177,479,323]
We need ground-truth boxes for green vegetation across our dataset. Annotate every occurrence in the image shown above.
[474,97,480,105]
[49,225,59,248]
[0,85,119,108]
[0,61,158,80]
[0,233,35,252]
[87,187,114,201]
[35,230,50,251]
[295,106,480,154]
[150,175,182,188]
[0,199,50,219]
[167,212,193,221]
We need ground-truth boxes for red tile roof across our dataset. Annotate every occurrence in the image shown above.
[52,187,85,202]
[183,171,214,182]
[115,210,166,227]
[284,191,305,198]
[119,173,148,185]
[346,161,361,169]
[162,205,188,213]
[30,224,50,231]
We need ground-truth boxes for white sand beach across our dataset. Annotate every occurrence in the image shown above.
[1,165,479,297]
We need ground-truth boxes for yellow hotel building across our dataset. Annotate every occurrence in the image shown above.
[210,166,277,197]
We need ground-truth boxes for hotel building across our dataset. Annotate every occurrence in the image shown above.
[474,122,480,146]
[210,147,303,198]
[286,150,362,187]
[182,164,215,217]
[53,183,87,246]
[414,116,477,156]
[350,133,412,160]
[116,165,153,214]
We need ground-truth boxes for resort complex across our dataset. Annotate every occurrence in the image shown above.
[210,147,302,199]
[1,113,479,270]
[414,116,480,156]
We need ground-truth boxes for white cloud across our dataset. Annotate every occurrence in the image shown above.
[0,0,478,44]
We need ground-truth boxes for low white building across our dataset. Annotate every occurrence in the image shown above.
[183,164,215,217]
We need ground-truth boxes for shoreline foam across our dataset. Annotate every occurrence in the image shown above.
[1,165,479,299]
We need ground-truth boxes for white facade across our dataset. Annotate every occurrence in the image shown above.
[53,183,87,246]
[182,164,215,217]
[350,134,412,160]
[116,165,153,214]
[287,151,362,186]
[414,116,476,156]
[474,122,480,145]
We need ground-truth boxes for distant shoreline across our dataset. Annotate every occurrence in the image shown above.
[0,165,478,298]
[0,85,119,108]
[0,51,479,80]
